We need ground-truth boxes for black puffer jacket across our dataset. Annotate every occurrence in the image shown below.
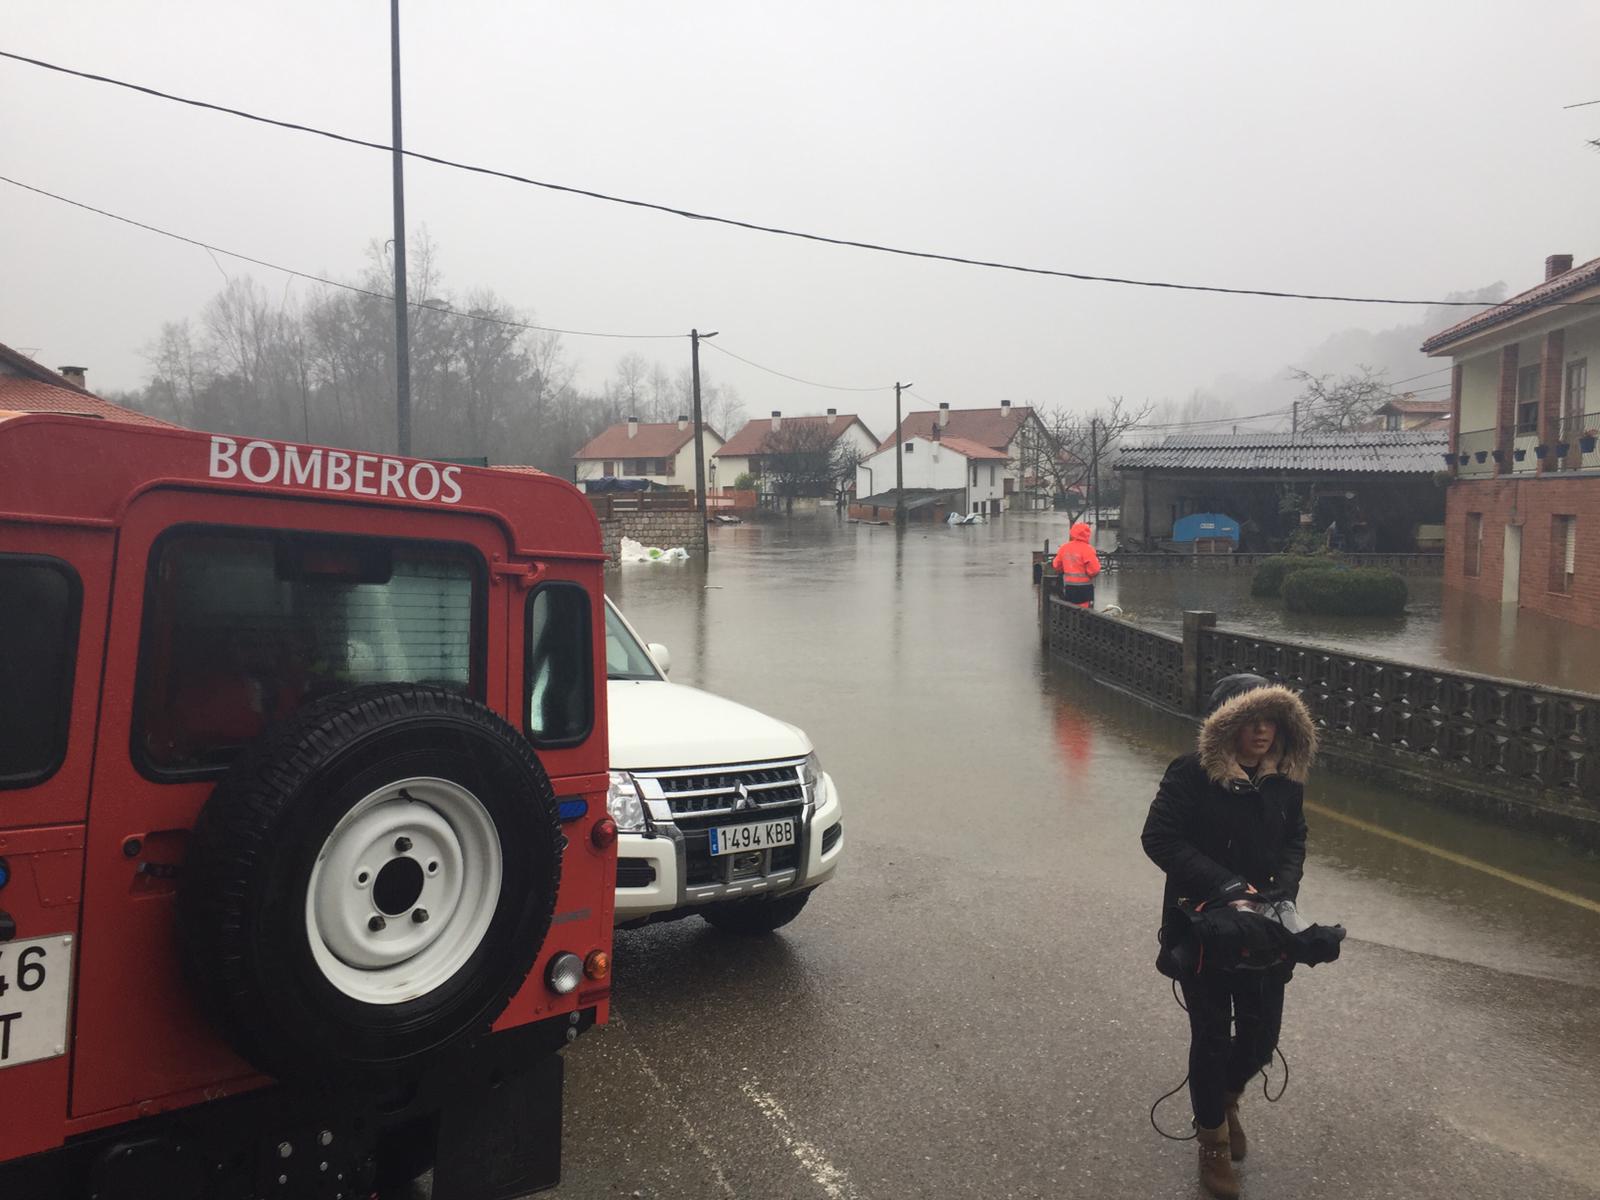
[1141,685,1316,972]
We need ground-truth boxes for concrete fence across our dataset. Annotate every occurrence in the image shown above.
[1037,582,1600,846]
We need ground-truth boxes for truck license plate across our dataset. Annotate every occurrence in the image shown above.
[0,934,74,1070]
[708,819,795,857]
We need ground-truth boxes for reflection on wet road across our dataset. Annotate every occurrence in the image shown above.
[560,514,1600,1200]
[1095,568,1600,694]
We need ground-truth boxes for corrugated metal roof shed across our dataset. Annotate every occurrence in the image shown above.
[1115,430,1448,475]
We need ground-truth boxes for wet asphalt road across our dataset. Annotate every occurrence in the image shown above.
[552,514,1600,1200]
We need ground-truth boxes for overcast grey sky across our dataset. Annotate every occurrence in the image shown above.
[3,1,1596,438]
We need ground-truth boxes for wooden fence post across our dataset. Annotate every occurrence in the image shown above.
[1182,610,1217,715]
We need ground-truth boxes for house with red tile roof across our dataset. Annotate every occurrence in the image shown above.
[855,428,1012,519]
[876,401,1047,509]
[0,343,177,428]
[1363,394,1453,432]
[712,409,879,491]
[571,416,724,487]
[1424,251,1600,628]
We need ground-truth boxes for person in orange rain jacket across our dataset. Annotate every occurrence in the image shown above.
[1051,522,1102,608]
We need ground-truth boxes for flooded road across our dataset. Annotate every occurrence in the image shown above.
[559,513,1600,1200]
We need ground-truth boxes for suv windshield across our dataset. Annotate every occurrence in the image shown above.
[604,602,661,681]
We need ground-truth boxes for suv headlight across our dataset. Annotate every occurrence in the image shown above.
[801,752,823,801]
[606,771,647,832]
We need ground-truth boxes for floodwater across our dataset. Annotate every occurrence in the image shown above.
[558,511,1600,1200]
[1088,567,1600,695]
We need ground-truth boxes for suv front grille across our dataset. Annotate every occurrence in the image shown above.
[631,758,810,888]
[635,759,807,819]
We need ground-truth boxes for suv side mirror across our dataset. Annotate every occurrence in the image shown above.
[647,643,671,676]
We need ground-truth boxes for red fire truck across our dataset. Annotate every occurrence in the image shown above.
[0,414,616,1199]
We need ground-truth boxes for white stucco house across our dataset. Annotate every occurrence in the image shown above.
[855,430,1010,516]
[876,401,1047,508]
[572,417,724,486]
[712,409,879,493]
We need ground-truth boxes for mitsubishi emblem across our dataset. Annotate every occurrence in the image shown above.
[734,782,755,811]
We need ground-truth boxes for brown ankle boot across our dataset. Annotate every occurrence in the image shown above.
[1223,1090,1247,1161]
[1196,1122,1239,1199]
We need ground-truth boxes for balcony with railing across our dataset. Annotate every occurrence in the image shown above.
[1452,413,1600,479]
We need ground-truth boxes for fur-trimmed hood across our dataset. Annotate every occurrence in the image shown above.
[1198,684,1317,785]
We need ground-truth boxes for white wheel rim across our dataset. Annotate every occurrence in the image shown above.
[305,776,502,1005]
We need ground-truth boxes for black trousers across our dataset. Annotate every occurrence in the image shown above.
[1059,582,1095,607]
[1179,972,1286,1129]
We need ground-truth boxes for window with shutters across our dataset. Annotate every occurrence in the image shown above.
[1464,513,1483,577]
[1549,515,1576,595]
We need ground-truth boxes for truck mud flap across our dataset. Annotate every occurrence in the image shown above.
[432,1051,564,1200]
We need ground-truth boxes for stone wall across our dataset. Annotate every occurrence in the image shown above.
[598,511,706,561]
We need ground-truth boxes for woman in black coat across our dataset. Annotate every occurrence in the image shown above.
[1141,674,1317,1199]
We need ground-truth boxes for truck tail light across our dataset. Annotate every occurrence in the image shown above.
[591,817,617,849]
[584,950,610,981]
[547,952,583,995]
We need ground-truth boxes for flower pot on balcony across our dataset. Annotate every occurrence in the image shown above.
[1556,442,1571,457]
[1534,444,1549,459]
[1514,448,1527,462]
[1474,450,1489,463]
[1457,454,1470,465]
[1582,433,1598,453]
[1441,452,1455,464]
[1491,449,1505,463]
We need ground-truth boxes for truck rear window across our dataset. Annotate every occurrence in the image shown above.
[0,557,80,788]
[135,529,482,774]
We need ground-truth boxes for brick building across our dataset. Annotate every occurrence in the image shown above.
[1424,252,1600,627]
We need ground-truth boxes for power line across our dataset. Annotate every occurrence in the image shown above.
[699,340,889,392]
[4,48,1593,311]
[1128,407,1294,431]
[0,174,684,341]
[1563,98,1600,109]
[1387,365,1452,386]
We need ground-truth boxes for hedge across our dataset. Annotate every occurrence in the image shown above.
[1281,567,1408,616]
[1250,555,1325,597]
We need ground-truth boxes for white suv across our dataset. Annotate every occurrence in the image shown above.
[603,600,843,934]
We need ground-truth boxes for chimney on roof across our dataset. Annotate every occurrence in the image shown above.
[1546,253,1574,281]
[771,410,782,433]
[627,415,639,439]
[938,402,949,428]
[59,365,88,389]
[676,413,689,431]
[826,407,837,421]
[1000,399,1011,410]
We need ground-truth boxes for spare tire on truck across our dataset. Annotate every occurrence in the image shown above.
[179,684,562,1085]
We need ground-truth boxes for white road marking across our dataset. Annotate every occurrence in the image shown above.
[739,1080,865,1200]
[613,1014,737,1199]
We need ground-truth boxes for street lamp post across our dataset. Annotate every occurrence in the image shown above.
[690,329,718,556]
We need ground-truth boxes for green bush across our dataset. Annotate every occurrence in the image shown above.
[1282,567,1408,616]
[1250,555,1324,597]
[732,472,758,491]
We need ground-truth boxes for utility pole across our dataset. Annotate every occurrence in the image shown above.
[1088,416,1099,530]
[390,0,412,456]
[690,329,717,555]
[894,381,912,527]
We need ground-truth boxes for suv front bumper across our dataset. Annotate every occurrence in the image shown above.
[614,771,842,924]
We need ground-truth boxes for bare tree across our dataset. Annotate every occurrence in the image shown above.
[1014,397,1152,517]
[760,422,856,498]
[1290,365,1395,432]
